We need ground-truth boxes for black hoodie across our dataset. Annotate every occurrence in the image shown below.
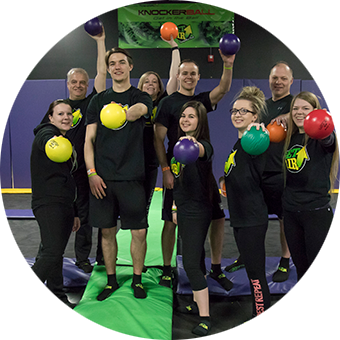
[30,123,77,210]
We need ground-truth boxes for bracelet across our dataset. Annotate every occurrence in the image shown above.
[171,46,179,51]
[162,166,170,172]
[172,205,177,212]
[224,66,233,70]
[87,168,96,177]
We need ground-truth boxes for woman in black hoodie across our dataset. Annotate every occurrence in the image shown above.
[30,99,80,308]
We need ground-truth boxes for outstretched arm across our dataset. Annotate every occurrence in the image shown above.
[162,36,180,95]
[209,50,236,107]
[84,123,107,199]
[154,122,174,190]
[126,103,149,122]
[90,25,107,93]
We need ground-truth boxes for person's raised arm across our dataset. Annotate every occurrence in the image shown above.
[90,25,107,93]
[84,123,107,199]
[154,122,174,189]
[162,36,180,95]
[209,50,236,107]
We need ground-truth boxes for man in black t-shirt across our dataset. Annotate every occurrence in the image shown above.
[154,51,236,290]
[85,48,153,301]
[264,62,294,282]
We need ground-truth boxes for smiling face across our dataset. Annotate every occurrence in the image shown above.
[48,103,73,135]
[177,62,200,94]
[180,106,198,136]
[269,64,293,101]
[231,99,258,137]
[107,52,133,84]
[291,98,314,133]
[142,73,160,100]
[67,72,89,100]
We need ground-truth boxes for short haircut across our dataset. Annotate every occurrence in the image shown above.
[105,47,133,67]
[178,59,200,74]
[67,68,89,83]
[271,61,293,77]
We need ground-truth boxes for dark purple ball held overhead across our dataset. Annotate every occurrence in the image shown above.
[219,33,241,55]
[84,17,103,36]
[173,139,200,164]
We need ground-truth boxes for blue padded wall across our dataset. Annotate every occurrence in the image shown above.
[9,80,67,188]
[1,78,335,189]
[0,120,12,188]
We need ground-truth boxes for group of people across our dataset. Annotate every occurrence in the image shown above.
[30,24,338,337]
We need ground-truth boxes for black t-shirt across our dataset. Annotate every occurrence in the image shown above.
[282,132,335,211]
[155,91,214,161]
[30,123,76,209]
[86,86,153,181]
[40,89,97,175]
[224,139,268,228]
[66,89,97,172]
[144,91,168,168]
[173,139,215,212]
[263,94,293,173]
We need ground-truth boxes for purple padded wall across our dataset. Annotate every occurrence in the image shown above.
[9,80,67,188]
[0,121,12,188]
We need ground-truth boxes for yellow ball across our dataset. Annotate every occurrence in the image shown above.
[100,103,126,129]
[45,136,73,163]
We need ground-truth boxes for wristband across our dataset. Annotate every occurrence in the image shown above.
[162,166,170,172]
[224,66,233,70]
[172,205,177,212]
[171,46,179,51]
[87,168,96,177]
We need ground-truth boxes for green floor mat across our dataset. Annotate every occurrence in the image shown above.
[75,190,175,339]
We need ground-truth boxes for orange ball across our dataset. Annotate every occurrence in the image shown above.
[266,122,287,143]
[219,177,227,197]
[160,22,178,41]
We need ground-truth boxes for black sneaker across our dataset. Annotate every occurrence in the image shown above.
[272,266,290,282]
[97,284,119,301]
[209,271,233,291]
[177,303,199,315]
[159,275,172,288]
[131,283,147,299]
[192,320,211,336]
[76,260,93,273]
[224,259,245,273]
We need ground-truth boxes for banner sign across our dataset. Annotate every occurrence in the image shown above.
[118,3,234,49]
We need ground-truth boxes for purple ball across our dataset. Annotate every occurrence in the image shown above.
[173,139,200,164]
[219,33,241,55]
[84,17,103,36]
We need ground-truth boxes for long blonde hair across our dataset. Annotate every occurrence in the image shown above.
[283,91,339,192]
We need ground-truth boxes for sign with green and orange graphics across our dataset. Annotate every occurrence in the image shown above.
[118,3,234,48]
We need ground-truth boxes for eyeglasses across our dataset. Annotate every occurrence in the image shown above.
[229,108,255,115]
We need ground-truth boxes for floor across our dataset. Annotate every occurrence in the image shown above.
[0,194,340,340]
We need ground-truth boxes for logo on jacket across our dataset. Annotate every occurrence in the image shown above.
[285,144,310,173]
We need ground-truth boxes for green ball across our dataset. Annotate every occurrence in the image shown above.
[241,126,270,155]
